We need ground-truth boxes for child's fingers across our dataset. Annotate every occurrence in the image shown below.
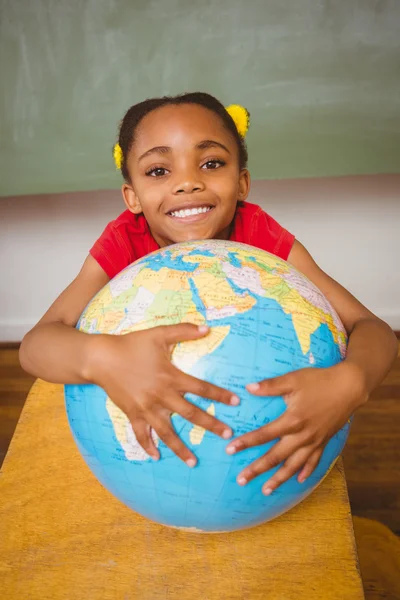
[261,446,316,495]
[166,393,233,440]
[157,322,210,346]
[246,373,294,397]
[226,413,290,455]
[234,435,301,486]
[150,413,198,467]
[178,370,240,408]
[129,416,160,460]
[297,448,323,483]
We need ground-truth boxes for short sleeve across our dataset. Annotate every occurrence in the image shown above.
[232,202,295,261]
[258,211,295,261]
[89,222,133,279]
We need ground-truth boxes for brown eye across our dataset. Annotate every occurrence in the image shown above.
[202,159,225,170]
[146,167,169,177]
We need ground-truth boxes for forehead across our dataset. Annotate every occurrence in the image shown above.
[133,104,236,152]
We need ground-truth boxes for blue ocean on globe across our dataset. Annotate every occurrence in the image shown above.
[65,240,350,532]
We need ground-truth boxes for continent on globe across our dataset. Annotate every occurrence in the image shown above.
[172,325,230,371]
[106,397,159,461]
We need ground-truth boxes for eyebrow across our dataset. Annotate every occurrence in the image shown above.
[138,139,231,162]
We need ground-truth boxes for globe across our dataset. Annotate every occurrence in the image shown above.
[65,239,350,533]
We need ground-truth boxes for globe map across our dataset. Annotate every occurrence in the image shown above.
[65,240,350,532]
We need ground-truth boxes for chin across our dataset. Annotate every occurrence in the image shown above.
[169,227,214,244]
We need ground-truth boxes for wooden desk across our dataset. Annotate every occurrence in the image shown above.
[0,380,364,599]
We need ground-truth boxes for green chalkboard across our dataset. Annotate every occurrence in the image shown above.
[1,0,400,196]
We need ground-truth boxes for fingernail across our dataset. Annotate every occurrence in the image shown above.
[246,383,260,392]
[226,445,236,454]
[237,476,247,485]
[263,487,273,496]
[230,395,240,406]
[151,453,160,461]
[186,458,197,468]
[198,325,209,333]
[298,475,306,484]
[222,429,233,439]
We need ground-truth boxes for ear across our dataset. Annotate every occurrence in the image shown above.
[238,169,251,201]
[122,184,143,214]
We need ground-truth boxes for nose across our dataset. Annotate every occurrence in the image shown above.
[172,174,205,195]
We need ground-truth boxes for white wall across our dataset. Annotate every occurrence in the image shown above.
[1,174,399,341]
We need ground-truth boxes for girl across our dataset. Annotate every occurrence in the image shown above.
[20,92,397,496]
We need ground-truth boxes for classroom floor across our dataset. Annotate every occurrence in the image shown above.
[1,343,400,598]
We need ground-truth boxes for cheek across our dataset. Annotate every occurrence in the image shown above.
[206,172,233,192]
[219,167,240,190]
[217,176,241,202]
[138,185,164,209]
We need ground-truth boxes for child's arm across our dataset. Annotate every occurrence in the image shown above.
[226,240,398,494]
[20,255,237,467]
[289,241,398,393]
[20,255,110,383]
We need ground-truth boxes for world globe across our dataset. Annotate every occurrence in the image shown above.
[65,239,350,533]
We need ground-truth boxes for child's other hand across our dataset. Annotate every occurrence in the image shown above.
[226,363,368,494]
[91,324,239,467]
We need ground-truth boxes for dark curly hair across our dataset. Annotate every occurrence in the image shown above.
[115,92,249,182]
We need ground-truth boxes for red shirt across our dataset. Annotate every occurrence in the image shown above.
[90,201,295,279]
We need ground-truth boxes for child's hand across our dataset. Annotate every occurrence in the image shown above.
[226,362,368,494]
[92,324,239,467]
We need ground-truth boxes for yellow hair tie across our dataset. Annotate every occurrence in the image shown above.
[113,143,123,170]
[225,104,250,137]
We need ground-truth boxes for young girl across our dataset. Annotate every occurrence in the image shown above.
[20,92,397,496]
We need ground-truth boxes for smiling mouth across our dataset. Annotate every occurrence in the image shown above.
[167,205,214,219]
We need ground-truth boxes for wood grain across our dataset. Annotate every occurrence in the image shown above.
[353,516,400,600]
[0,379,364,600]
[0,346,34,466]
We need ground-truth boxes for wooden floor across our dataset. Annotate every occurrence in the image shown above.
[0,346,35,467]
[1,343,399,535]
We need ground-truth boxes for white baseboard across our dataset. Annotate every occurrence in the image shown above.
[1,311,399,343]
[376,311,400,332]
[0,321,36,343]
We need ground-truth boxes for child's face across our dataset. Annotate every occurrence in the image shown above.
[122,104,250,247]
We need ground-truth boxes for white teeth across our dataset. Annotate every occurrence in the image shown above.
[170,206,211,218]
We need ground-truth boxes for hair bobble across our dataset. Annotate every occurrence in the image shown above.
[113,143,123,170]
[225,105,250,138]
